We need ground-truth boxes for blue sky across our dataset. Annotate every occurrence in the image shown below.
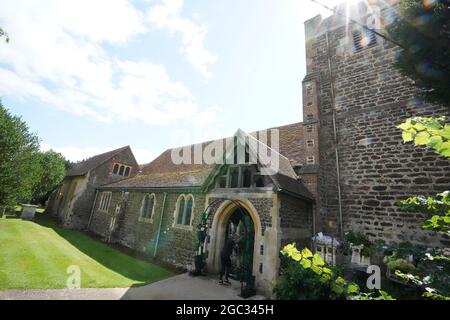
[0,0,344,163]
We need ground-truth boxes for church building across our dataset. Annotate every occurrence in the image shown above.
[51,0,450,297]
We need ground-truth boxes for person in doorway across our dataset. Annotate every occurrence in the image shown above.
[219,235,237,285]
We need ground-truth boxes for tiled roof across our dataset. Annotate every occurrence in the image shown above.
[141,146,215,175]
[140,122,304,175]
[272,174,314,201]
[103,169,212,189]
[101,123,312,200]
[66,146,130,177]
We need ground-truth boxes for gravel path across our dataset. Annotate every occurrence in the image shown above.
[0,273,266,300]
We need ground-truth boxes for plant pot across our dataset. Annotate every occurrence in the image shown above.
[351,245,370,266]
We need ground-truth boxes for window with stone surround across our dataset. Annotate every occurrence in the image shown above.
[306,156,315,165]
[140,194,156,221]
[99,191,112,212]
[174,194,194,227]
[307,139,314,147]
[112,163,132,177]
[306,125,313,133]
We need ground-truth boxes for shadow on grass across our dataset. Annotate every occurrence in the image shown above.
[4,215,20,219]
[34,215,176,285]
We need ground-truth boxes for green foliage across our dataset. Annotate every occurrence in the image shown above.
[395,269,450,300]
[398,116,450,157]
[31,150,67,205]
[274,257,336,300]
[398,116,450,235]
[387,0,450,107]
[276,243,395,300]
[386,258,416,274]
[0,102,41,206]
[344,230,371,247]
[343,230,373,257]
[399,191,450,235]
[0,27,9,43]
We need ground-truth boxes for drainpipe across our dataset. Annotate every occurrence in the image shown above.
[326,30,344,240]
[311,203,317,252]
[153,192,168,257]
[86,189,99,231]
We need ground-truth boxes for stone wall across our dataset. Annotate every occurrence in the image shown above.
[68,147,139,229]
[89,189,206,270]
[279,193,313,249]
[304,1,450,246]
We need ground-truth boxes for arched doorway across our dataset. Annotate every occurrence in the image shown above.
[224,207,255,283]
[207,198,262,296]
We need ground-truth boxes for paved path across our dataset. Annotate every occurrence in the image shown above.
[0,273,267,300]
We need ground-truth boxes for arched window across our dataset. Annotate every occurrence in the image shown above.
[99,191,112,212]
[124,166,131,177]
[112,164,119,174]
[118,165,125,176]
[140,194,155,220]
[175,195,194,226]
[184,196,193,225]
[177,197,186,225]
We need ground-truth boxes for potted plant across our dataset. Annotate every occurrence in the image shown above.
[344,231,373,267]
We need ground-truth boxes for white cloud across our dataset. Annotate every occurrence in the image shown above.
[147,0,217,78]
[41,143,158,164]
[0,0,217,124]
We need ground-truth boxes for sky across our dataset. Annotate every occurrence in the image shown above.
[0,0,348,164]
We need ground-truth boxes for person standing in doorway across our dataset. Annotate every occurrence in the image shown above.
[219,235,237,285]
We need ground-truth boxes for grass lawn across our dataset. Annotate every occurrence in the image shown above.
[0,217,174,289]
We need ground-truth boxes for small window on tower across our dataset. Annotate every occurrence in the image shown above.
[307,140,314,147]
[306,114,314,122]
[305,82,313,96]
[307,156,315,165]
[353,31,363,52]
[306,125,313,133]
[367,29,377,47]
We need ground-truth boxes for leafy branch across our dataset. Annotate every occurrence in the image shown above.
[399,191,450,236]
[398,116,450,234]
[0,27,10,43]
[397,116,450,157]
[280,243,394,300]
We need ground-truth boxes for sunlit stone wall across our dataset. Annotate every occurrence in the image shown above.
[303,0,450,246]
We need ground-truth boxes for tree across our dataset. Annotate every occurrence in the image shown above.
[31,150,67,205]
[0,27,9,43]
[387,0,450,107]
[0,101,41,207]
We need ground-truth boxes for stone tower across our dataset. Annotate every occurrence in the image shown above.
[302,0,450,246]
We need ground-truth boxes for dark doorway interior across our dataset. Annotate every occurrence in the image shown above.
[225,207,255,282]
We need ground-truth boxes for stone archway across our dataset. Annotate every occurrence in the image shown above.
[206,198,262,284]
